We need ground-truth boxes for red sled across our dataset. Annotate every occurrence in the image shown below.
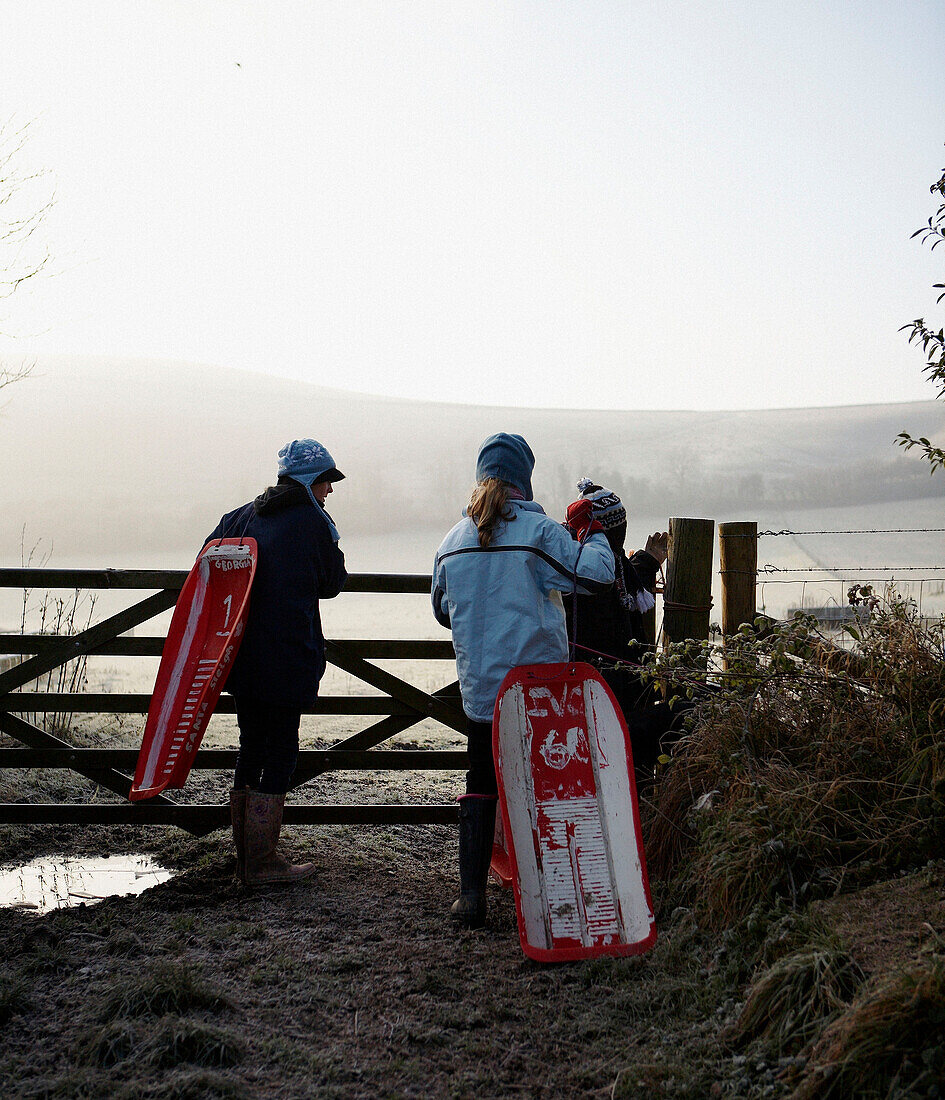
[493,662,657,963]
[489,813,514,889]
[129,539,257,801]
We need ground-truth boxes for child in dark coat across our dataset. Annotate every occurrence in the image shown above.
[208,439,347,886]
[563,479,678,781]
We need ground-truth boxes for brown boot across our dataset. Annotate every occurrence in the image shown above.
[244,790,316,886]
[229,788,247,884]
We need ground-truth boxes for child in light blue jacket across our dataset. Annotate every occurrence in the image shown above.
[432,432,615,928]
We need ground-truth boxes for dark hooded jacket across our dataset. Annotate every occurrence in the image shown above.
[565,548,660,663]
[206,480,347,708]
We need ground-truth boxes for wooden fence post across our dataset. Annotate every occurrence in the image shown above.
[661,518,715,647]
[719,521,758,635]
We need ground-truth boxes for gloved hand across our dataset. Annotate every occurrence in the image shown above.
[565,499,605,542]
[644,531,669,566]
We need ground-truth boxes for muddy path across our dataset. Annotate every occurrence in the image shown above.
[0,815,734,1100]
[4,705,940,1099]
[0,707,730,1099]
[3,805,943,1098]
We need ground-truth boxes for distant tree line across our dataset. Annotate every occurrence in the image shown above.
[332,452,941,536]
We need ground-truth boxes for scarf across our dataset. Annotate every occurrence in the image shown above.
[616,557,656,615]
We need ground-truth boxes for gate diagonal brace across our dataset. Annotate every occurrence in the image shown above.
[0,590,180,697]
[0,711,216,837]
[290,680,463,790]
[324,642,465,735]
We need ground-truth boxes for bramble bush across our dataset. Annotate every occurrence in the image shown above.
[641,591,945,929]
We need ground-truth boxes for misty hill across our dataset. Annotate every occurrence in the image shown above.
[1,355,943,562]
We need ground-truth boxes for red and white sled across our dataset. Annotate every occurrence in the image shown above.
[493,662,657,963]
[129,539,257,801]
[489,812,514,889]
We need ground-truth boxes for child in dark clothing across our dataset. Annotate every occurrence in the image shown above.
[563,479,678,781]
[208,439,347,886]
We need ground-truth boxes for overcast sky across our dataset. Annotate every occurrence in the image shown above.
[0,0,942,411]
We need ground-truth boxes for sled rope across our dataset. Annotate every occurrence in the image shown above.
[662,598,714,613]
[571,641,646,668]
[567,536,587,662]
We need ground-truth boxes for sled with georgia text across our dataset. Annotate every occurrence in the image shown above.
[129,538,257,801]
[493,661,657,963]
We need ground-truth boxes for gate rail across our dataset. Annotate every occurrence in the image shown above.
[0,568,464,834]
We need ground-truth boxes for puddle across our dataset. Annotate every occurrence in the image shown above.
[0,855,172,914]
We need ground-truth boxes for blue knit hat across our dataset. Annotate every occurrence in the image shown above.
[277,439,345,485]
[475,433,535,501]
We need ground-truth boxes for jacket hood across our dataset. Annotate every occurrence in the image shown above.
[475,433,535,500]
[461,499,545,519]
[253,481,310,516]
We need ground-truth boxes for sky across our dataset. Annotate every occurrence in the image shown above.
[0,0,942,411]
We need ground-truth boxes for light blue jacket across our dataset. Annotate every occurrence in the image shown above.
[432,501,615,722]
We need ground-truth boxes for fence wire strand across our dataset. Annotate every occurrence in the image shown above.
[759,564,945,574]
[714,521,945,621]
[725,527,945,537]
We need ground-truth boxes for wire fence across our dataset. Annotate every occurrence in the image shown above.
[744,526,945,624]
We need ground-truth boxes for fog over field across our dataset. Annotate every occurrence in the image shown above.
[1,355,943,572]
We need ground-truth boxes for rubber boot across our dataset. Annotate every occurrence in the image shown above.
[450,795,498,929]
[229,787,247,884]
[244,790,316,886]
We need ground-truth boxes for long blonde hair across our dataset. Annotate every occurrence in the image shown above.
[467,478,516,548]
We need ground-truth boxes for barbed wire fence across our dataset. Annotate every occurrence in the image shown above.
[630,521,945,686]
[726,526,945,626]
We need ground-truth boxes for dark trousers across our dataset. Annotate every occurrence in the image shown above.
[232,699,302,795]
[465,718,498,796]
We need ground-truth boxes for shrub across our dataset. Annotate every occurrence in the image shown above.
[723,943,865,1056]
[791,952,945,1099]
[642,597,945,928]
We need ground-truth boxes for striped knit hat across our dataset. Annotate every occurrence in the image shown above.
[577,478,626,530]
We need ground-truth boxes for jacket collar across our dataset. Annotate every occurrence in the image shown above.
[253,481,309,516]
[462,498,546,519]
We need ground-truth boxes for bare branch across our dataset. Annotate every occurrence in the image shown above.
[0,118,54,397]
[0,119,54,302]
[0,359,33,392]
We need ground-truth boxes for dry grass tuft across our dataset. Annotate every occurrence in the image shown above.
[642,600,945,928]
[139,1017,245,1070]
[98,960,231,1022]
[79,1019,137,1068]
[0,976,32,1026]
[115,1069,254,1100]
[790,952,945,1099]
[723,943,865,1056]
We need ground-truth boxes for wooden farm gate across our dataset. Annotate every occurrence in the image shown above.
[0,568,466,836]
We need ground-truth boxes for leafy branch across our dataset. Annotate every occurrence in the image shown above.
[898,163,945,473]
